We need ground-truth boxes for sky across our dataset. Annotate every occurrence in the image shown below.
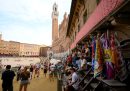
[0,0,71,46]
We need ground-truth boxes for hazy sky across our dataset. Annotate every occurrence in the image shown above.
[0,0,71,46]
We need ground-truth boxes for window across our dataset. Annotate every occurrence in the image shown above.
[78,24,80,32]
[55,7,57,11]
[75,31,76,39]
[83,10,87,24]
[73,35,74,42]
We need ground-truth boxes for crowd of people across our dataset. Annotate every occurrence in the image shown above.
[0,47,92,91]
[0,51,92,91]
[0,58,60,91]
[56,33,130,91]
[59,52,90,91]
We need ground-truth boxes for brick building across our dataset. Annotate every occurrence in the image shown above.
[19,43,41,57]
[0,33,44,57]
[67,0,98,48]
[9,41,20,56]
[0,40,10,56]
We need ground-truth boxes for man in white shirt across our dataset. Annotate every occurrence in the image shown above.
[80,56,87,70]
[69,68,79,91]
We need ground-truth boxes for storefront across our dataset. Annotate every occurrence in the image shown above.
[69,0,130,91]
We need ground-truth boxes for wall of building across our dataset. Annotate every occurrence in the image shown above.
[52,12,71,53]
[9,41,20,56]
[0,40,20,56]
[67,0,98,46]
[0,33,47,57]
[19,43,40,57]
[0,40,10,56]
[39,47,51,57]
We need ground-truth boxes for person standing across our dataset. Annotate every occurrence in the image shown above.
[1,65,15,91]
[29,65,34,80]
[49,63,55,81]
[68,68,79,91]
[17,66,21,81]
[34,63,40,78]
[67,55,72,66]
[43,62,47,77]
[19,66,30,91]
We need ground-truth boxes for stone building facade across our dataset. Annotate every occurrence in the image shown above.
[39,46,51,57]
[67,0,130,50]
[67,0,98,46]
[0,33,20,56]
[19,43,41,57]
[0,40,10,56]
[0,40,20,56]
[8,41,20,56]
[0,33,44,57]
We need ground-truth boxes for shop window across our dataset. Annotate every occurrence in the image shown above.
[83,10,87,24]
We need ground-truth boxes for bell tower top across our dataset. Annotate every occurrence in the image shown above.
[52,3,59,19]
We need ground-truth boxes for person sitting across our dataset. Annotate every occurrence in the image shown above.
[67,67,79,91]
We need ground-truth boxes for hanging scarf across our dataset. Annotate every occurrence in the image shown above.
[110,33,119,71]
[102,32,115,79]
[91,37,96,72]
[94,36,103,77]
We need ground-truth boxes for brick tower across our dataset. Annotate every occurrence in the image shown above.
[52,3,59,44]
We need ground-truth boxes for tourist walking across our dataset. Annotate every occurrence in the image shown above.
[34,63,40,78]
[43,62,48,77]
[1,65,15,91]
[17,66,21,81]
[29,65,34,80]
[19,66,30,91]
[57,62,64,79]
[49,63,55,81]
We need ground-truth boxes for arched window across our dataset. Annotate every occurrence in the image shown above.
[55,7,57,11]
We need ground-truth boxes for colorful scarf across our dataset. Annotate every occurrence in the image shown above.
[94,36,103,77]
[110,34,119,71]
[92,37,96,72]
[102,33,115,79]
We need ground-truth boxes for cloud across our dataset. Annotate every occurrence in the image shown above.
[0,0,71,46]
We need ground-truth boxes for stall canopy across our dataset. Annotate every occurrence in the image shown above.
[70,0,124,50]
